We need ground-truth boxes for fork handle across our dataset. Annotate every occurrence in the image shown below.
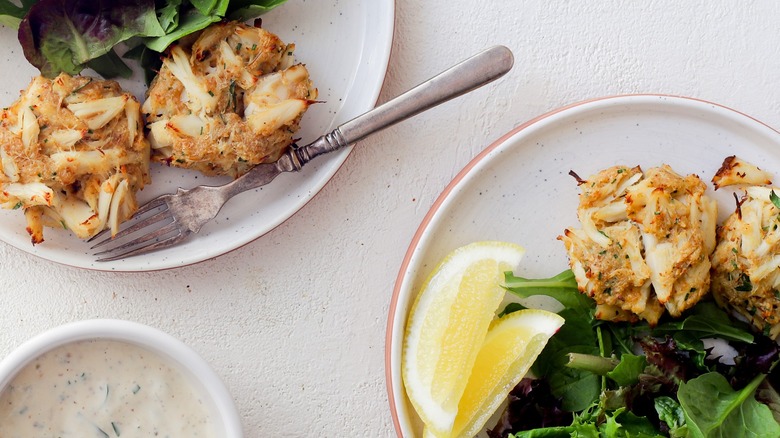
[293,45,514,165]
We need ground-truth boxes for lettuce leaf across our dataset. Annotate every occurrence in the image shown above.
[607,354,646,387]
[189,0,221,16]
[86,49,134,79]
[157,0,184,33]
[0,0,35,28]
[652,301,754,344]
[8,0,289,78]
[496,269,780,437]
[227,0,288,21]
[654,396,688,437]
[504,270,590,310]
[678,373,780,438]
[532,306,601,412]
[509,406,663,437]
[142,0,228,52]
[18,0,165,77]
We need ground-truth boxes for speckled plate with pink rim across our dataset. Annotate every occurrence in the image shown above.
[0,0,394,272]
[385,95,780,436]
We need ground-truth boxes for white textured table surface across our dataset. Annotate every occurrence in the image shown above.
[3,1,780,436]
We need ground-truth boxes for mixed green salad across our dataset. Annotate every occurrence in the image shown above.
[0,0,287,80]
[490,270,780,437]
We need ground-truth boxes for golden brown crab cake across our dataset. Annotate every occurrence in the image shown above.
[560,166,660,324]
[560,164,717,325]
[0,73,150,243]
[143,21,317,177]
[624,165,717,316]
[711,186,780,339]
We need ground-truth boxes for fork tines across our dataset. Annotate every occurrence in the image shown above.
[89,196,187,262]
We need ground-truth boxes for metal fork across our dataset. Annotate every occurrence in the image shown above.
[90,45,514,261]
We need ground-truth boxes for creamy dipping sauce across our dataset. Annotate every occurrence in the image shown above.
[0,339,219,437]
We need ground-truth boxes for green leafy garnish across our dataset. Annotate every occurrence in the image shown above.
[607,354,646,387]
[511,405,663,437]
[142,0,229,52]
[0,0,35,28]
[227,0,288,21]
[498,301,526,317]
[18,0,165,78]
[652,301,754,343]
[655,396,687,438]
[493,269,780,438]
[86,49,134,79]
[5,0,290,79]
[771,190,780,210]
[504,270,588,309]
[679,373,780,438]
[533,306,601,412]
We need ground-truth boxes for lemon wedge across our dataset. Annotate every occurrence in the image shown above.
[450,309,564,437]
[401,241,525,436]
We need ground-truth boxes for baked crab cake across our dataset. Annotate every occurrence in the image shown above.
[560,165,717,325]
[0,74,150,243]
[143,21,318,177]
[559,166,663,324]
[711,187,780,339]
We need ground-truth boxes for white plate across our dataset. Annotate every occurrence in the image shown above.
[0,0,394,271]
[385,95,780,436]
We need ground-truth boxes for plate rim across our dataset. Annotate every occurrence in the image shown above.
[383,93,780,436]
[2,0,396,272]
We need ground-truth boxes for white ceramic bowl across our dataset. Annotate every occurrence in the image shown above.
[0,319,242,437]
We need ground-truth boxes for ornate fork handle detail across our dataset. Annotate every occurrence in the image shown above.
[289,129,350,172]
[297,129,351,166]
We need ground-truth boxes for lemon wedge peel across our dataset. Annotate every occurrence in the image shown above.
[401,241,525,436]
[450,309,565,437]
